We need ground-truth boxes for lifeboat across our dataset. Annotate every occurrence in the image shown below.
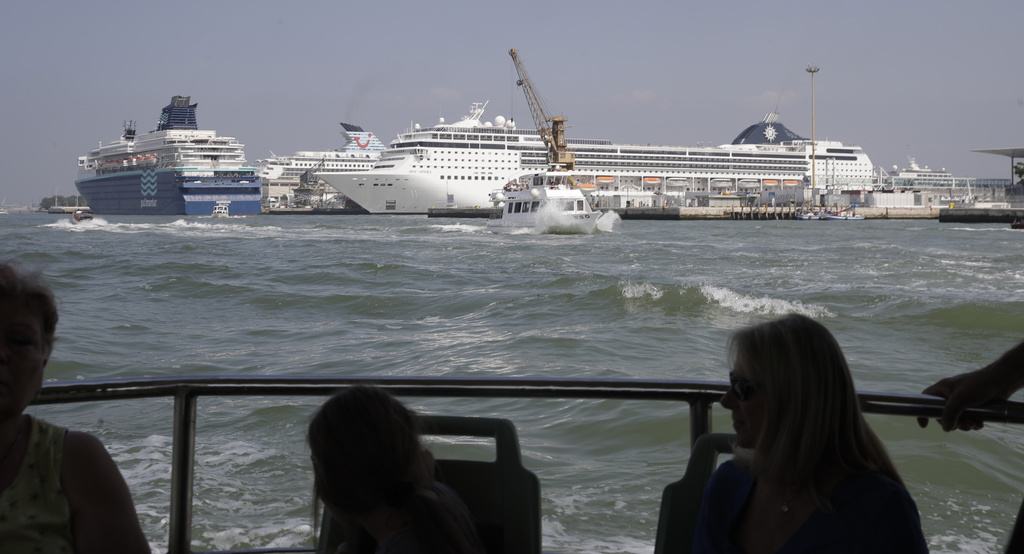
[596,176,616,183]
[783,179,801,186]
[643,177,663,184]
[711,180,732,188]
[577,182,598,190]
[762,179,779,186]
[739,179,759,188]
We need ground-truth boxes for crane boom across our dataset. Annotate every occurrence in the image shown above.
[509,48,575,170]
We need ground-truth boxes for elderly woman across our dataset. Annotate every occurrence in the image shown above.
[692,314,927,553]
[0,262,148,552]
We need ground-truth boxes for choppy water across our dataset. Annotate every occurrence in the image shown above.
[4,212,1024,553]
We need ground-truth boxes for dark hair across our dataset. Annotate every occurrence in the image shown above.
[308,385,481,553]
[0,261,58,356]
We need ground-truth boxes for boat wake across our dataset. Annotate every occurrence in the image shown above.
[49,216,110,229]
[507,206,619,235]
[595,210,620,233]
[430,222,487,234]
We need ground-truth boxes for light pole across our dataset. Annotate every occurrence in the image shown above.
[806,66,819,194]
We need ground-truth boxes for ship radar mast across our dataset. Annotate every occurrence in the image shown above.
[122,120,137,141]
[509,48,575,170]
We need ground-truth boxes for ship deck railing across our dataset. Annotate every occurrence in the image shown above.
[33,374,1024,554]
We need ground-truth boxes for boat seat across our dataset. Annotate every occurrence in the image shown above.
[316,415,542,554]
[653,432,735,554]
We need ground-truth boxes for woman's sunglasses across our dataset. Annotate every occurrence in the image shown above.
[729,372,757,401]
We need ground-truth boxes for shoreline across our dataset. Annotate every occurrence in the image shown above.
[424,206,1023,221]
[29,206,1024,222]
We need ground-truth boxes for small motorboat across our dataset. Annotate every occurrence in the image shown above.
[1012,219,1024,230]
[71,210,93,223]
[823,210,865,221]
[211,201,230,218]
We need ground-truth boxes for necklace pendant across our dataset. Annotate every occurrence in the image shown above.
[781,503,790,513]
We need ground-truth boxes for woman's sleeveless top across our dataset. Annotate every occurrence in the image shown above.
[0,416,74,553]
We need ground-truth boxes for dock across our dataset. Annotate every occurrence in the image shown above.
[938,208,1024,223]
[264,207,369,215]
[428,206,944,220]
[426,207,498,218]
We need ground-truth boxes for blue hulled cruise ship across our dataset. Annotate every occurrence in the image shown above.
[75,96,261,215]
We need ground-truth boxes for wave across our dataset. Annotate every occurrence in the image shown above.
[699,284,834,318]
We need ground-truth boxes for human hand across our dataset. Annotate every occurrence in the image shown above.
[917,370,1006,431]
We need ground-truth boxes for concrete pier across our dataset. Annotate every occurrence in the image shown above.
[938,208,1024,223]
[425,207,497,218]
[264,207,369,215]
[427,206,944,220]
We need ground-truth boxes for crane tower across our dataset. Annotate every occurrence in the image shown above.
[509,48,575,170]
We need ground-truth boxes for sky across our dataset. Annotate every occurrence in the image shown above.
[1,0,1022,206]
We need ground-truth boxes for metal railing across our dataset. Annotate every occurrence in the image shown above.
[32,375,1024,554]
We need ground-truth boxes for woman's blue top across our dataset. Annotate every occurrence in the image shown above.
[692,460,929,553]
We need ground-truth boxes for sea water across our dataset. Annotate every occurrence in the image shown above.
[4,212,1024,553]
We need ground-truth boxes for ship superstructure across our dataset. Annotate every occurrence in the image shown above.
[257,123,384,207]
[889,157,962,188]
[730,112,877,189]
[75,96,260,215]
[257,123,384,183]
[317,105,877,214]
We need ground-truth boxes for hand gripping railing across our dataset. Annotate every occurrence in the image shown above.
[32,375,1024,554]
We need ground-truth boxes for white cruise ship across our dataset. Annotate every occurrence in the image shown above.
[888,157,962,188]
[317,103,877,214]
[257,123,385,184]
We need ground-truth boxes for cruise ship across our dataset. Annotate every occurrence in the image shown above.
[257,123,384,208]
[317,103,877,214]
[888,157,962,188]
[75,96,261,215]
[257,123,385,183]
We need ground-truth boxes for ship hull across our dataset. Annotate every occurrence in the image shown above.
[75,168,261,215]
[320,172,529,214]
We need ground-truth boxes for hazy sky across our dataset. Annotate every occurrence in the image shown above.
[2,0,1022,206]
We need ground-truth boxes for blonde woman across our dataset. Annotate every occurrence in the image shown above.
[693,314,927,553]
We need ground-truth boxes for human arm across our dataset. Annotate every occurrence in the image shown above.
[61,430,149,554]
[918,341,1024,431]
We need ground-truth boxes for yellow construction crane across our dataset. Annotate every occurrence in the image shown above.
[509,48,575,171]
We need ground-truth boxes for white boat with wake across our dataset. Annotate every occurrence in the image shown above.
[487,172,604,234]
